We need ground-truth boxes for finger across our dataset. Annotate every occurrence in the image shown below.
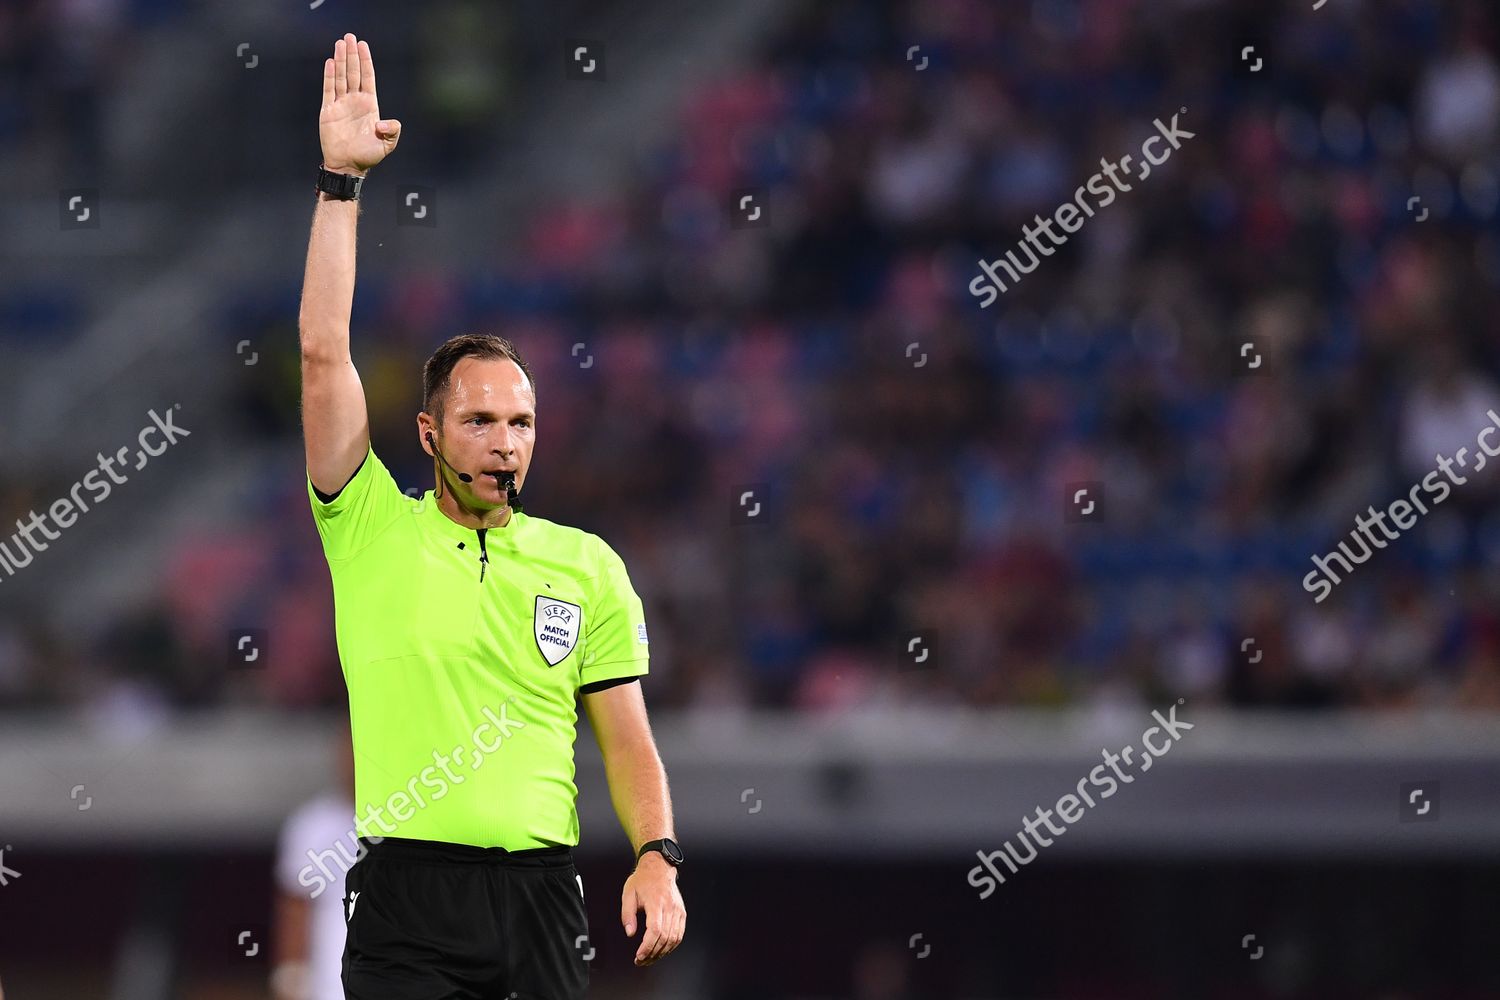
[653,908,675,961]
[345,33,361,94]
[635,910,663,964]
[651,907,680,962]
[663,910,684,956]
[658,907,680,959]
[333,39,347,96]
[620,887,639,936]
[642,907,667,963]
[322,57,334,107]
[358,39,376,95]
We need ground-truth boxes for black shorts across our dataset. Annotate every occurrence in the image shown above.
[341,836,590,1000]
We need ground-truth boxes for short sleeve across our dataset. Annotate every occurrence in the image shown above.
[307,444,408,560]
[580,535,650,686]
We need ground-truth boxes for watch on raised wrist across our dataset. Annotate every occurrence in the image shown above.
[636,837,683,868]
[316,164,364,200]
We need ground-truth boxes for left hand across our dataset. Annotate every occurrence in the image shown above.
[620,852,685,966]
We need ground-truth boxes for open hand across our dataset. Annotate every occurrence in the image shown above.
[319,33,400,175]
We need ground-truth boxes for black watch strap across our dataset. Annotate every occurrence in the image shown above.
[636,838,683,867]
[316,164,364,200]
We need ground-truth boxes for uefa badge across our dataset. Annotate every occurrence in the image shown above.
[534,596,582,666]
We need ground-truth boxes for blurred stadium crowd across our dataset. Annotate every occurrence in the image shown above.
[6,0,1500,718]
[0,0,154,167]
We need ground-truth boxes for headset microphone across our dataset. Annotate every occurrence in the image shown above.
[426,434,471,488]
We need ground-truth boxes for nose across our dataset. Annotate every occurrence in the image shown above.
[492,425,517,458]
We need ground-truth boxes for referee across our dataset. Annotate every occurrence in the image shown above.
[299,34,685,999]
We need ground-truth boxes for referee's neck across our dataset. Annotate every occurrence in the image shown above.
[437,493,514,530]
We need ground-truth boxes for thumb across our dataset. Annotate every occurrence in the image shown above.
[377,119,401,139]
[621,886,639,936]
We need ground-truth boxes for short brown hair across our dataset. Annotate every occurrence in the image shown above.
[422,334,536,425]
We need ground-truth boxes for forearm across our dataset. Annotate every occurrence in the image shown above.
[604,737,675,855]
[595,689,686,966]
[270,892,311,999]
[297,187,363,360]
[272,891,310,964]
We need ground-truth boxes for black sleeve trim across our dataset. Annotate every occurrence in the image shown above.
[312,452,368,504]
[578,675,641,695]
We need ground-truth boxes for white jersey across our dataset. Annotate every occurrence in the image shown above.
[275,792,357,1000]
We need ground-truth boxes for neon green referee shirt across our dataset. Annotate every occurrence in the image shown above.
[307,443,650,849]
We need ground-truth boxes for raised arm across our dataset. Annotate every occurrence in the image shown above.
[299,33,402,495]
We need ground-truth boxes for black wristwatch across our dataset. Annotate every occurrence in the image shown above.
[316,163,365,200]
[636,838,683,868]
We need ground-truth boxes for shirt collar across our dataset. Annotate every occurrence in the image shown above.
[420,491,526,544]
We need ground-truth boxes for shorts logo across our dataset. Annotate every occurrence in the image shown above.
[534,595,583,666]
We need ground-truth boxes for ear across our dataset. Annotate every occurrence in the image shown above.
[418,413,435,454]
